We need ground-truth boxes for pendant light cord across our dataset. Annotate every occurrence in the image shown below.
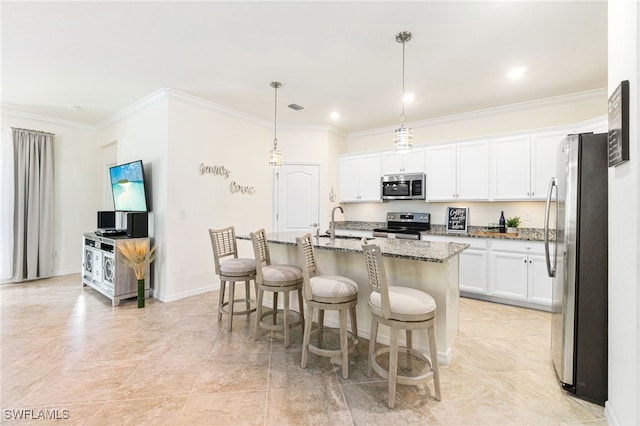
[273,84,278,149]
[400,39,407,125]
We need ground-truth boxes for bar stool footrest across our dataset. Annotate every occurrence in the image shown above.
[370,346,435,386]
[258,309,303,331]
[308,327,358,358]
[218,298,257,316]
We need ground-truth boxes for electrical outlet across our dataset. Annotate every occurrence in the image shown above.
[524,211,532,221]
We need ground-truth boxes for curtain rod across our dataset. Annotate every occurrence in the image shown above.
[11,127,56,136]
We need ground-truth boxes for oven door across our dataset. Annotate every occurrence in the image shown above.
[382,180,411,199]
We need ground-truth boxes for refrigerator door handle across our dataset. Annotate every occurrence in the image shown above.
[544,177,557,277]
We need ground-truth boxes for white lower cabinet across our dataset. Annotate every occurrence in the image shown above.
[421,235,488,295]
[489,240,552,309]
[422,235,551,310]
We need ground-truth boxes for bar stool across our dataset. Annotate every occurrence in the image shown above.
[361,244,441,409]
[250,229,304,348]
[209,227,257,331]
[296,233,358,379]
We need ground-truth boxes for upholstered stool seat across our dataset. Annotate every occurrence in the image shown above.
[362,244,441,409]
[297,234,358,379]
[251,229,304,348]
[219,258,257,276]
[209,227,257,332]
[368,286,437,321]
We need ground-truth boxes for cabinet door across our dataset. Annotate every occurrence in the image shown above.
[339,157,360,202]
[382,149,424,174]
[425,145,456,200]
[401,149,425,173]
[530,130,566,200]
[357,154,382,201]
[381,152,404,175]
[457,140,490,200]
[527,253,553,306]
[490,250,528,300]
[459,249,488,294]
[491,136,531,200]
[92,249,103,283]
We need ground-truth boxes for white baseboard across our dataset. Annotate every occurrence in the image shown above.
[156,284,217,303]
[604,401,618,426]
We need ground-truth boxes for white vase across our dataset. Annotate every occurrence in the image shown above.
[507,227,517,234]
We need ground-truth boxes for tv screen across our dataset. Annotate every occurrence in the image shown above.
[109,160,149,212]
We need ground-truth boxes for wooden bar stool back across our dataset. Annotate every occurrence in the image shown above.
[250,229,304,348]
[361,243,441,409]
[209,227,257,331]
[296,233,358,379]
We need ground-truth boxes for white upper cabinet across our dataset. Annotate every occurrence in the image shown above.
[425,145,456,200]
[425,140,489,201]
[491,129,568,201]
[381,149,425,175]
[491,135,531,200]
[530,129,569,199]
[457,140,490,200]
[338,153,381,203]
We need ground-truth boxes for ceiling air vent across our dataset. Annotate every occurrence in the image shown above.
[288,103,304,111]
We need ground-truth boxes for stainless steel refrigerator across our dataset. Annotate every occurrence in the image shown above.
[544,132,608,405]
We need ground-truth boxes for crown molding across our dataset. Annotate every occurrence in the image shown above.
[96,89,169,129]
[1,107,96,130]
[349,88,608,139]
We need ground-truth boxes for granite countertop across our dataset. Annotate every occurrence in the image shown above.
[332,221,550,242]
[237,231,468,264]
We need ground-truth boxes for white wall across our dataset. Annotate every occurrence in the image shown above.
[99,93,170,299]
[1,112,102,278]
[108,91,348,302]
[347,89,607,153]
[606,1,640,425]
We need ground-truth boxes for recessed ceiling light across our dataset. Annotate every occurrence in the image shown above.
[507,66,527,80]
[402,93,415,103]
[67,105,80,110]
[330,111,340,120]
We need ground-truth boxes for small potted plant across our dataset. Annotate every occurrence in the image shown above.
[118,240,156,308]
[505,216,521,234]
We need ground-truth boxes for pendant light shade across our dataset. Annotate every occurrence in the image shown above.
[269,81,282,168]
[394,31,414,153]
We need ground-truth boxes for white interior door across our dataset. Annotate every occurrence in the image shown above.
[274,163,319,232]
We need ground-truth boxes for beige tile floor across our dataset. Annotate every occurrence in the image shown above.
[1,274,606,425]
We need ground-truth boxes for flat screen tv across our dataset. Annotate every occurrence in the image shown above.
[109,160,149,212]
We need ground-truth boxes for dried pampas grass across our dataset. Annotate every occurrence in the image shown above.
[118,241,156,280]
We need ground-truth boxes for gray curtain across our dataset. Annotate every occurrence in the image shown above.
[12,128,54,281]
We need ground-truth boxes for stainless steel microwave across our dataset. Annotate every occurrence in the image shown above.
[381,173,426,200]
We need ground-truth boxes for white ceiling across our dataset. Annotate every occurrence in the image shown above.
[1,1,607,133]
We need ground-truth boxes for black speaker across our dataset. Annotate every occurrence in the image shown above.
[126,212,148,238]
[97,211,116,229]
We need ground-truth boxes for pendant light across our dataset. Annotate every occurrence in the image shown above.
[268,81,282,168]
[393,31,414,153]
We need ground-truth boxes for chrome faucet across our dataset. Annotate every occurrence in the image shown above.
[330,206,344,243]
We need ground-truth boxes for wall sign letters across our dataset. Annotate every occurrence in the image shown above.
[200,163,231,178]
[200,162,255,195]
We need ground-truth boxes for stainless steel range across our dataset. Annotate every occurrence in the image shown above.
[373,212,431,240]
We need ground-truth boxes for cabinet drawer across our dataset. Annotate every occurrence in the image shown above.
[491,240,543,254]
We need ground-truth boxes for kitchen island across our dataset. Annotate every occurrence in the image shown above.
[237,232,468,364]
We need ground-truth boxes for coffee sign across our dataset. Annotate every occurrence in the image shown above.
[446,207,468,234]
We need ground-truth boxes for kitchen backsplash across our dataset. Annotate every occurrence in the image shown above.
[341,200,547,229]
